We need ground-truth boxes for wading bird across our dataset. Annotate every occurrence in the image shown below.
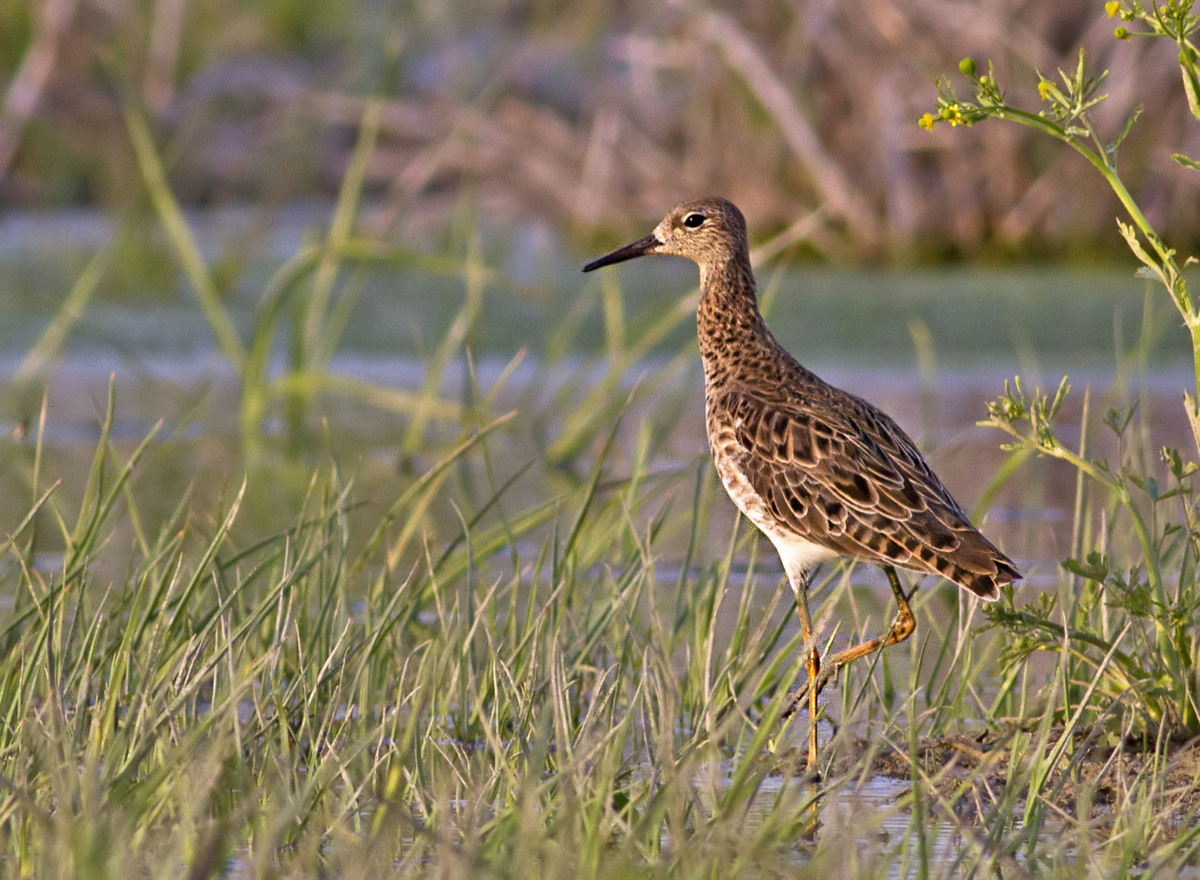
[583,197,1020,771]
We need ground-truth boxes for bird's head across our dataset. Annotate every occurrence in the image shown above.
[582,197,748,272]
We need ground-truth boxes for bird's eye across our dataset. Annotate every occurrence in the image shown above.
[683,213,705,229]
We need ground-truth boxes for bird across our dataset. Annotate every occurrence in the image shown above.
[582,197,1021,771]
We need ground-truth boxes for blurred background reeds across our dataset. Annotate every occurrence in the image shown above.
[2,0,1197,261]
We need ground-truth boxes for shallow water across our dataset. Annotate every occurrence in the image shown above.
[4,346,1192,576]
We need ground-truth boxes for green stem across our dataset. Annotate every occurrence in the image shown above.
[992,106,1184,300]
[124,107,247,373]
[992,102,1200,418]
[999,610,1141,691]
[989,417,1165,593]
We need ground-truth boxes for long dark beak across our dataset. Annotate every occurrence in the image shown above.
[581,234,660,272]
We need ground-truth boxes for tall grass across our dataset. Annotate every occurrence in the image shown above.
[123,101,479,461]
[3,369,1198,876]
[0,374,822,876]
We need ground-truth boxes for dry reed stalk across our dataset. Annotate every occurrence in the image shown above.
[0,0,79,183]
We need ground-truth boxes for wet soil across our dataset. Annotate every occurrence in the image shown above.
[777,726,1200,832]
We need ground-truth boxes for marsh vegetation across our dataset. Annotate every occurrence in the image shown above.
[2,0,1200,877]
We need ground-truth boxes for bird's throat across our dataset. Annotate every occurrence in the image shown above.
[697,259,776,384]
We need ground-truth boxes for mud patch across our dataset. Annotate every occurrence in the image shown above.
[795,727,1200,833]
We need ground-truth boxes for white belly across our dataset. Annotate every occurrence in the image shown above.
[711,444,837,578]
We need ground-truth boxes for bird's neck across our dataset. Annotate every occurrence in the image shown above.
[697,257,779,386]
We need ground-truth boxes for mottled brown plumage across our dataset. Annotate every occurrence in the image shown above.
[583,197,1021,769]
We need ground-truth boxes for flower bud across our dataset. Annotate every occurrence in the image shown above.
[959,57,977,77]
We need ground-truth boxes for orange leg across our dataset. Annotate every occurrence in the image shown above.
[823,566,916,674]
[785,570,821,773]
[787,566,917,723]
[805,645,820,769]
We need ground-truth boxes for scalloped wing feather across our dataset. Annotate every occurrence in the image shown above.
[715,388,1020,600]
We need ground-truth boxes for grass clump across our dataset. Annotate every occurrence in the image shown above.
[0,377,834,877]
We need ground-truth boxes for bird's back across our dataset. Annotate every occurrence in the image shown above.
[704,338,1020,600]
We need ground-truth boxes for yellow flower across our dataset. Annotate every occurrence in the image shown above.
[1105,1,1120,17]
[1038,80,1051,100]
[919,113,935,130]
[942,105,964,126]
[1115,26,1130,39]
